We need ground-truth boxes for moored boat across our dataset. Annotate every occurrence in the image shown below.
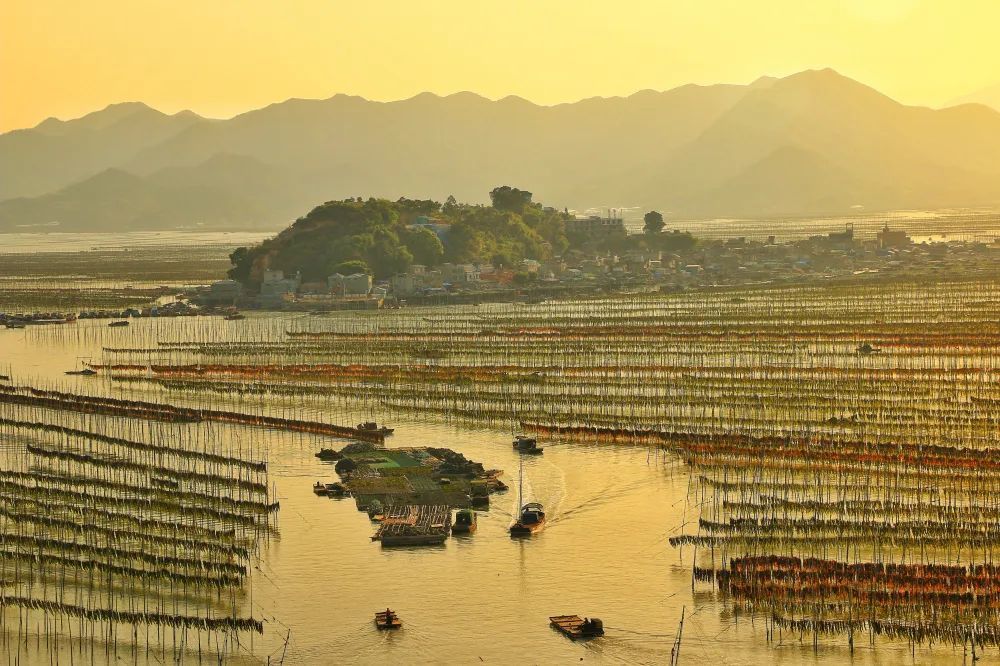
[313,482,328,496]
[357,421,394,435]
[108,320,130,327]
[470,479,490,508]
[513,435,543,454]
[452,508,477,534]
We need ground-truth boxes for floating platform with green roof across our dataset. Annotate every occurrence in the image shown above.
[329,444,504,511]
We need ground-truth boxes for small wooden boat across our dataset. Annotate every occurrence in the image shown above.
[452,508,477,534]
[357,421,394,435]
[550,615,604,639]
[374,609,401,630]
[313,482,329,496]
[510,502,546,536]
[510,454,545,536]
[65,368,97,376]
[513,435,543,455]
[108,320,130,327]
[470,479,490,508]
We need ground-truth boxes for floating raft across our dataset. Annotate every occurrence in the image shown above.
[374,611,401,629]
[372,505,451,546]
[550,615,604,639]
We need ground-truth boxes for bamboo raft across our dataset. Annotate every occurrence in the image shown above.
[372,505,451,546]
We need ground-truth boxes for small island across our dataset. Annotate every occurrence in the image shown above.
[217,187,693,309]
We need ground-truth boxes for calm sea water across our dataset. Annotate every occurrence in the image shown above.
[3,211,1000,257]
[0,318,977,665]
[0,231,274,254]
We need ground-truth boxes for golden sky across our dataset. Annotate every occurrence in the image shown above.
[2,0,998,132]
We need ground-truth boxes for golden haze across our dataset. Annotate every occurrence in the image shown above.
[2,0,999,132]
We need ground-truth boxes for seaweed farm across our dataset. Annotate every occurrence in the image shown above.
[0,358,279,663]
[3,278,1000,663]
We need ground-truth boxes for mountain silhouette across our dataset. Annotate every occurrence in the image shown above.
[949,83,1000,112]
[2,69,999,232]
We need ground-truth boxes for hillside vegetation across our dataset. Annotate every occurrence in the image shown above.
[227,188,692,288]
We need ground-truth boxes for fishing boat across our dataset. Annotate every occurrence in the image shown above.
[64,368,97,376]
[513,435,543,455]
[312,482,329,496]
[452,508,477,534]
[510,455,545,536]
[357,421,395,435]
[108,320,130,327]
[550,615,604,639]
[510,502,546,536]
[470,479,490,508]
[374,609,401,630]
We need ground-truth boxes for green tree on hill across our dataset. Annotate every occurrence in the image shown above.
[489,186,533,213]
[400,226,445,266]
[644,210,665,234]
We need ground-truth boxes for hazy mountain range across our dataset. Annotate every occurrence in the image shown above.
[3,68,1000,232]
[949,83,1000,113]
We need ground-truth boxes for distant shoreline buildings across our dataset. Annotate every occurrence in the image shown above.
[194,217,1000,312]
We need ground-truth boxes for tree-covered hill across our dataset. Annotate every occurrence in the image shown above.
[227,187,572,288]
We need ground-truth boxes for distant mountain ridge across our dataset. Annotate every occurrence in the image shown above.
[2,69,1000,232]
[948,83,1000,112]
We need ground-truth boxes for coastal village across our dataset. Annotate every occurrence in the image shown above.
[6,216,1000,328]
[196,216,1000,312]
